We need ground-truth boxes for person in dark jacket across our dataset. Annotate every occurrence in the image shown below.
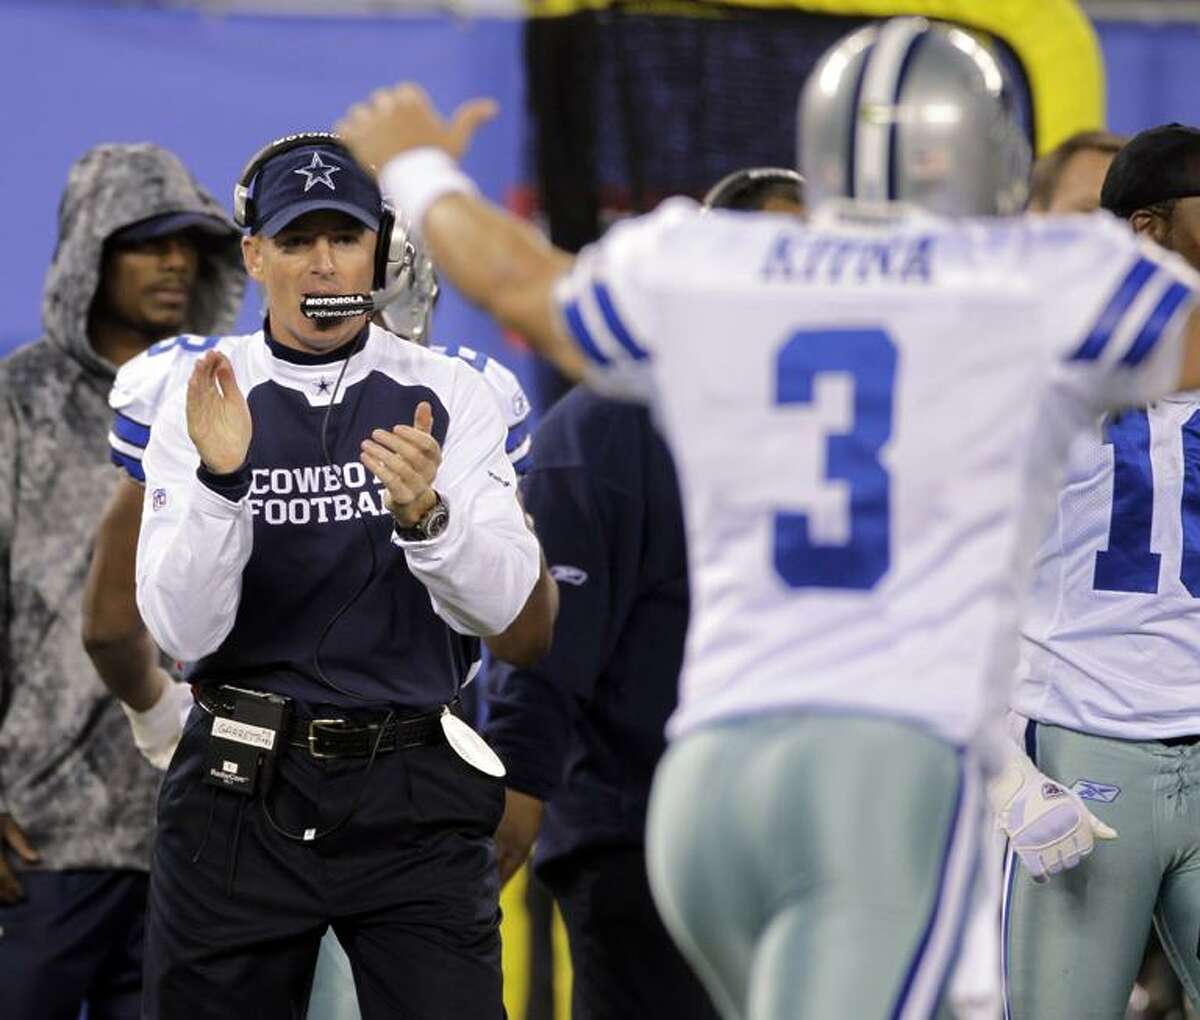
[0,142,244,1020]
[485,388,716,1020]
[483,166,800,1020]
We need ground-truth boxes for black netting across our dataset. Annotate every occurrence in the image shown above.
[525,8,868,239]
[522,7,1031,405]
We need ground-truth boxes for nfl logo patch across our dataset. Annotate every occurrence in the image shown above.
[152,487,168,511]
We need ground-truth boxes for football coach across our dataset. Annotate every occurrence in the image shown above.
[132,131,556,1019]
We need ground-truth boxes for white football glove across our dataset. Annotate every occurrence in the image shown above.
[121,679,193,771]
[989,753,1117,883]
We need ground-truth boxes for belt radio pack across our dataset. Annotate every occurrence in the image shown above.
[202,685,292,797]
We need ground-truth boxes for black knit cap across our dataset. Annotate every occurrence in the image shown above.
[1101,123,1200,218]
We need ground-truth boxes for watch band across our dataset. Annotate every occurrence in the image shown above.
[394,491,449,542]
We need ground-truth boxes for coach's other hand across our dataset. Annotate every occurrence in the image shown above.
[0,814,40,903]
[495,788,544,888]
[187,351,251,475]
[336,84,497,175]
[364,401,443,528]
[989,753,1117,883]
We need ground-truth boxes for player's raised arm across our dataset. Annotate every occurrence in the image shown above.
[337,86,586,381]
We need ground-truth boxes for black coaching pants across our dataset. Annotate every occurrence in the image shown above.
[539,846,721,1020]
[143,706,505,1020]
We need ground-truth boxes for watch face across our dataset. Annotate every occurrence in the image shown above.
[425,503,450,539]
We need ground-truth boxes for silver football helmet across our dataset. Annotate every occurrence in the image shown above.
[799,17,1031,216]
[377,215,439,345]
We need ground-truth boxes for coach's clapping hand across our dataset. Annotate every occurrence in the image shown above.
[186,351,251,474]
[362,401,442,528]
[336,83,496,175]
[0,813,40,904]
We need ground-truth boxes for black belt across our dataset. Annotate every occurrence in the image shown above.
[1160,734,1200,747]
[195,687,445,759]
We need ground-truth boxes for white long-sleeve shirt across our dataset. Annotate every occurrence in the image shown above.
[134,325,539,706]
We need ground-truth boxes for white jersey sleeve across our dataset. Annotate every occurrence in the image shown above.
[1031,215,1199,412]
[553,198,699,401]
[395,357,540,636]
[429,344,534,473]
[135,384,254,663]
[108,333,230,483]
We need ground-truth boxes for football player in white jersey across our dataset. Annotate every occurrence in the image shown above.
[335,19,1200,1019]
[83,207,537,1020]
[1006,124,1200,1019]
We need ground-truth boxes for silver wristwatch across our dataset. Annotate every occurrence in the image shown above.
[395,492,450,542]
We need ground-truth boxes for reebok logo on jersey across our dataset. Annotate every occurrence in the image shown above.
[550,565,588,586]
[1071,779,1121,804]
[1041,782,1066,800]
[152,488,168,511]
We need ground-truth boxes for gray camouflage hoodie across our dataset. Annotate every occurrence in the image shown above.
[0,143,245,870]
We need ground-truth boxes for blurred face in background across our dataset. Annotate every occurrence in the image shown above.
[1037,147,1116,214]
[95,232,201,341]
[1131,196,1200,271]
[243,210,376,355]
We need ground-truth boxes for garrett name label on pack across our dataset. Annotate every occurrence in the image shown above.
[212,716,277,751]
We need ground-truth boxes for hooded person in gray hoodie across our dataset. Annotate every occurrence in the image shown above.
[0,142,244,1020]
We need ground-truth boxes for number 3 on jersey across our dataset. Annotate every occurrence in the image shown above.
[774,328,896,590]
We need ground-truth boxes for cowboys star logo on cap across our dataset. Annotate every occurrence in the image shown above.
[293,153,341,193]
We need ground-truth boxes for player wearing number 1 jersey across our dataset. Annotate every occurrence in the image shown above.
[1007,125,1200,1019]
[337,19,1200,1020]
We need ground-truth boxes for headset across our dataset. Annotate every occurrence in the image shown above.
[702,167,806,211]
[233,131,416,319]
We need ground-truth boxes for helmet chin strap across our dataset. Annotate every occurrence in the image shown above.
[299,265,413,320]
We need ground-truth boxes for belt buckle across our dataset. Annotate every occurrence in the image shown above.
[307,718,349,759]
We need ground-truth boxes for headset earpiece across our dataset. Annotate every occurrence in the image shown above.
[373,206,396,290]
[374,204,416,292]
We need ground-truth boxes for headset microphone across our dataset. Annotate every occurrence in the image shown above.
[300,260,414,320]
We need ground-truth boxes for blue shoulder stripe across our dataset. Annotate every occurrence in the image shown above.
[1068,257,1158,362]
[113,411,151,449]
[1121,281,1192,367]
[593,282,650,361]
[512,451,533,476]
[562,298,612,366]
[437,343,491,373]
[506,419,530,455]
[463,347,490,371]
[110,449,145,483]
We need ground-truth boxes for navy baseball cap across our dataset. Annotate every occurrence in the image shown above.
[251,143,382,237]
[1101,123,1200,218]
[111,211,235,245]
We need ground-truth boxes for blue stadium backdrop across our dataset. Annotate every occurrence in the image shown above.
[4,1,1200,397]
